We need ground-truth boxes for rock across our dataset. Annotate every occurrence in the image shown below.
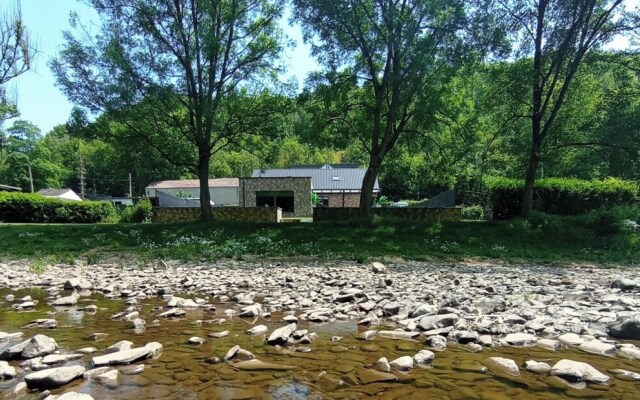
[82,367,111,380]
[357,368,398,384]
[610,278,638,291]
[550,359,610,384]
[0,360,17,379]
[87,333,109,341]
[51,293,78,306]
[267,323,297,345]
[48,391,95,400]
[239,304,263,318]
[578,340,616,355]
[390,356,413,371]
[482,357,520,377]
[425,335,447,351]
[64,278,92,291]
[95,369,119,384]
[558,333,585,346]
[409,303,436,318]
[618,345,640,360]
[376,357,391,372]
[42,353,83,365]
[187,337,205,345]
[608,315,640,340]
[609,368,640,381]
[371,262,387,273]
[246,325,268,335]
[104,340,133,353]
[24,365,86,389]
[0,331,24,341]
[76,347,98,355]
[377,330,420,340]
[413,349,435,364]
[503,333,537,346]
[0,334,59,360]
[525,360,552,374]
[536,338,561,351]
[418,314,459,331]
[131,318,146,330]
[232,359,296,371]
[92,342,162,366]
[224,345,255,361]
[208,330,229,338]
[23,319,57,329]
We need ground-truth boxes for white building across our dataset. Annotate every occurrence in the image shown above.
[37,188,83,201]
[145,178,239,206]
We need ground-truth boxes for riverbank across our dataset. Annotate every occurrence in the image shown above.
[1,259,639,399]
[0,216,638,265]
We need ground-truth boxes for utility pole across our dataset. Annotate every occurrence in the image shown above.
[78,139,85,199]
[128,173,132,198]
[28,164,33,193]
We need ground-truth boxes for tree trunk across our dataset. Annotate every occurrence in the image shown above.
[359,156,381,221]
[197,151,212,221]
[521,139,541,219]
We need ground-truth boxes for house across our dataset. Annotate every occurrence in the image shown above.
[0,184,21,192]
[145,178,239,207]
[250,165,381,208]
[239,177,312,218]
[37,188,83,201]
[85,194,134,206]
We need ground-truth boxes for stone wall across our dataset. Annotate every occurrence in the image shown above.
[239,177,312,217]
[313,207,462,222]
[327,193,361,208]
[152,207,282,223]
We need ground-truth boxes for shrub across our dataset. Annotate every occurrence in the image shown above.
[462,205,484,220]
[119,198,153,223]
[0,192,116,223]
[486,177,638,219]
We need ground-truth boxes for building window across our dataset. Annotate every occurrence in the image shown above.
[317,194,329,207]
[256,191,295,212]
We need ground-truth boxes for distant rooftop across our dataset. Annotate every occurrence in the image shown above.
[251,168,379,192]
[37,188,74,197]
[0,184,21,192]
[146,178,239,189]
[288,163,363,169]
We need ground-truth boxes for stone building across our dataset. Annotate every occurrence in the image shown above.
[239,177,312,218]
[250,165,380,209]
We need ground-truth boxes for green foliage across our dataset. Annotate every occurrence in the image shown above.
[28,257,46,275]
[0,192,116,223]
[376,195,391,207]
[119,198,153,223]
[487,177,638,219]
[462,205,484,220]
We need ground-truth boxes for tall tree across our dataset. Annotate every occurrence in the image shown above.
[293,0,503,219]
[498,0,636,217]
[51,0,285,220]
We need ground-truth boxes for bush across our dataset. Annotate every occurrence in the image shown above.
[486,177,638,219]
[0,192,116,223]
[462,205,484,220]
[119,198,153,223]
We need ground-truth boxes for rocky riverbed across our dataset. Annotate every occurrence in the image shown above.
[0,258,639,399]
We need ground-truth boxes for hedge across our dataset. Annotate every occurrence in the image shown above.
[486,177,638,219]
[0,192,117,223]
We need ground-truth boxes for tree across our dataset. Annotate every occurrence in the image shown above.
[0,3,34,127]
[51,0,285,220]
[292,0,503,219]
[498,0,637,217]
[0,119,39,191]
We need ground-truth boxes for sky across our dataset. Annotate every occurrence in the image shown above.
[0,0,637,135]
[0,0,319,135]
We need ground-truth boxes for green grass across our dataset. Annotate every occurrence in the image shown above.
[0,213,638,265]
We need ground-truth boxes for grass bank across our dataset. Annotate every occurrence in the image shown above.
[0,212,638,266]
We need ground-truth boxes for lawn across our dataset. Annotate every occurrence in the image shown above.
[0,216,637,266]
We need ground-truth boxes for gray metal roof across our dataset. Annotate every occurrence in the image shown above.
[251,168,380,192]
[37,188,74,197]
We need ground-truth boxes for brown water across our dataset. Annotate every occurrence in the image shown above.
[1,288,639,400]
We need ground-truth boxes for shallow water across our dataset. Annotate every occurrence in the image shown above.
[1,287,639,400]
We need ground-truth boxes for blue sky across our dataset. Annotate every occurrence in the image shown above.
[1,0,318,135]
